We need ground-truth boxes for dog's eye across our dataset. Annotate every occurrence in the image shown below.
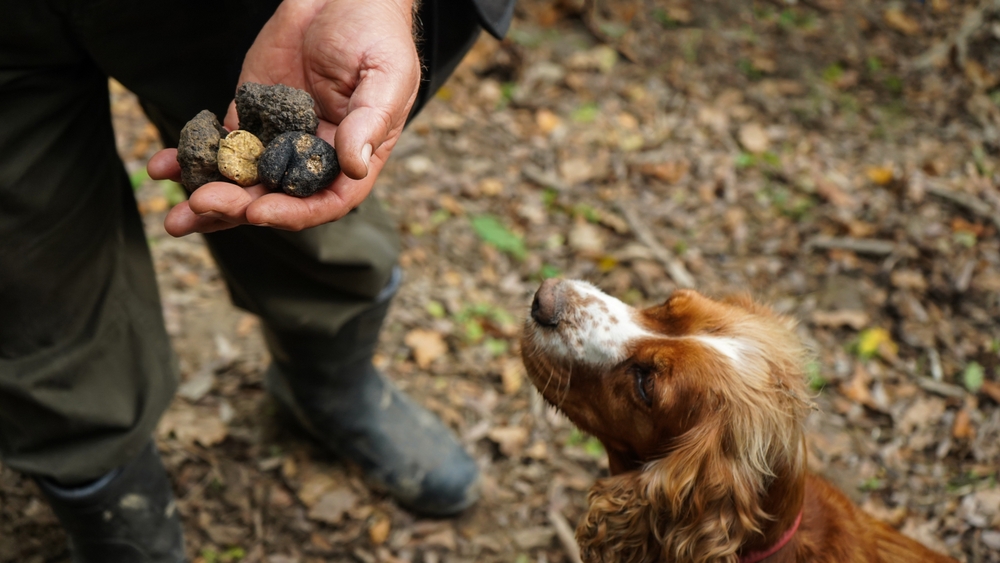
[633,366,654,406]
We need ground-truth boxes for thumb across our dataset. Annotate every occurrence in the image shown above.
[334,106,395,180]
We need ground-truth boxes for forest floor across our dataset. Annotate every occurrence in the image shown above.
[3,0,1000,561]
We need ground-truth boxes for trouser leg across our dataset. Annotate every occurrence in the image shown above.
[0,3,177,484]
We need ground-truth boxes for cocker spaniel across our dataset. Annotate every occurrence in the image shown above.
[521,279,956,563]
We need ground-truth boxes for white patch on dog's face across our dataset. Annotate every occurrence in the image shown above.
[690,335,747,364]
[530,280,654,366]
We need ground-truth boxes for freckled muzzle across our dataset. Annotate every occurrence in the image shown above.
[530,278,565,327]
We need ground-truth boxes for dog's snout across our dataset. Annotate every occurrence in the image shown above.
[531,278,564,327]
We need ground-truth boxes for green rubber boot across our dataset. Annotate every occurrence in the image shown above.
[265,270,480,516]
[34,442,185,563]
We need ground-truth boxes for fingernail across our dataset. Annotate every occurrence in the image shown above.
[361,143,373,176]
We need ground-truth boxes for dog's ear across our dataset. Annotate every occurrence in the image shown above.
[642,422,775,563]
[578,424,797,563]
[577,471,661,563]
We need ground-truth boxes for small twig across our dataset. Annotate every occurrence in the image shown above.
[928,348,944,382]
[805,237,897,256]
[548,509,583,563]
[522,164,566,191]
[926,182,1000,231]
[616,203,696,288]
[915,377,967,399]
[909,0,1000,71]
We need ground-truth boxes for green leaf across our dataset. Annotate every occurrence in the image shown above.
[858,477,884,492]
[583,436,605,459]
[735,152,756,168]
[542,188,559,208]
[571,102,600,123]
[430,208,450,227]
[805,360,826,391]
[425,301,446,319]
[470,214,526,259]
[162,182,186,207]
[539,264,561,280]
[566,428,587,446]
[954,231,977,248]
[485,337,509,357]
[129,168,150,190]
[573,204,601,223]
[462,319,484,343]
[963,362,985,394]
[822,63,844,84]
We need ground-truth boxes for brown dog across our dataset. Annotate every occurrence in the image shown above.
[521,279,957,563]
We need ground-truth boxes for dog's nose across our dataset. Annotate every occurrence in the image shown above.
[531,278,564,327]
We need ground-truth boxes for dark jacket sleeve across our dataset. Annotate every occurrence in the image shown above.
[470,0,517,38]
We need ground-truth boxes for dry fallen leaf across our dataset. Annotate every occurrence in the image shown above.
[980,380,1000,404]
[157,403,228,448]
[890,269,928,292]
[478,178,504,197]
[883,9,920,35]
[811,310,870,330]
[138,196,169,215]
[865,166,895,186]
[857,327,898,360]
[536,109,562,134]
[421,528,458,550]
[368,514,391,545]
[814,177,858,210]
[307,489,359,525]
[738,123,770,154]
[404,328,448,369]
[525,441,549,460]
[568,217,606,256]
[487,426,530,458]
[638,160,690,183]
[952,403,975,440]
[841,364,875,408]
[500,357,524,395]
[297,473,340,507]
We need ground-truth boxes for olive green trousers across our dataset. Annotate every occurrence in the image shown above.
[0,0,482,482]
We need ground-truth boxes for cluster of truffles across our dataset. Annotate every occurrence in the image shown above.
[177,83,340,198]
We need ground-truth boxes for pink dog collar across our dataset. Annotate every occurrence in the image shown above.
[739,511,802,563]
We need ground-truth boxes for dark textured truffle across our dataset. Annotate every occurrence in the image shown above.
[235,83,320,145]
[257,131,340,198]
[177,110,228,191]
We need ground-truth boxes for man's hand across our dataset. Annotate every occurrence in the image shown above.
[149,0,420,236]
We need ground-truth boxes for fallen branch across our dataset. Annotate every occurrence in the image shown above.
[805,237,898,256]
[926,182,1000,231]
[616,203,696,288]
[548,509,583,563]
[915,377,967,399]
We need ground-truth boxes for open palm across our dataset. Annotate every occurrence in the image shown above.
[151,0,419,235]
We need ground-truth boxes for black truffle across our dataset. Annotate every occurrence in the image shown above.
[257,131,341,198]
[177,110,228,191]
[235,83,320,145]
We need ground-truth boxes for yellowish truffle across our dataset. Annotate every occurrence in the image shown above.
[217,130,265,187]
